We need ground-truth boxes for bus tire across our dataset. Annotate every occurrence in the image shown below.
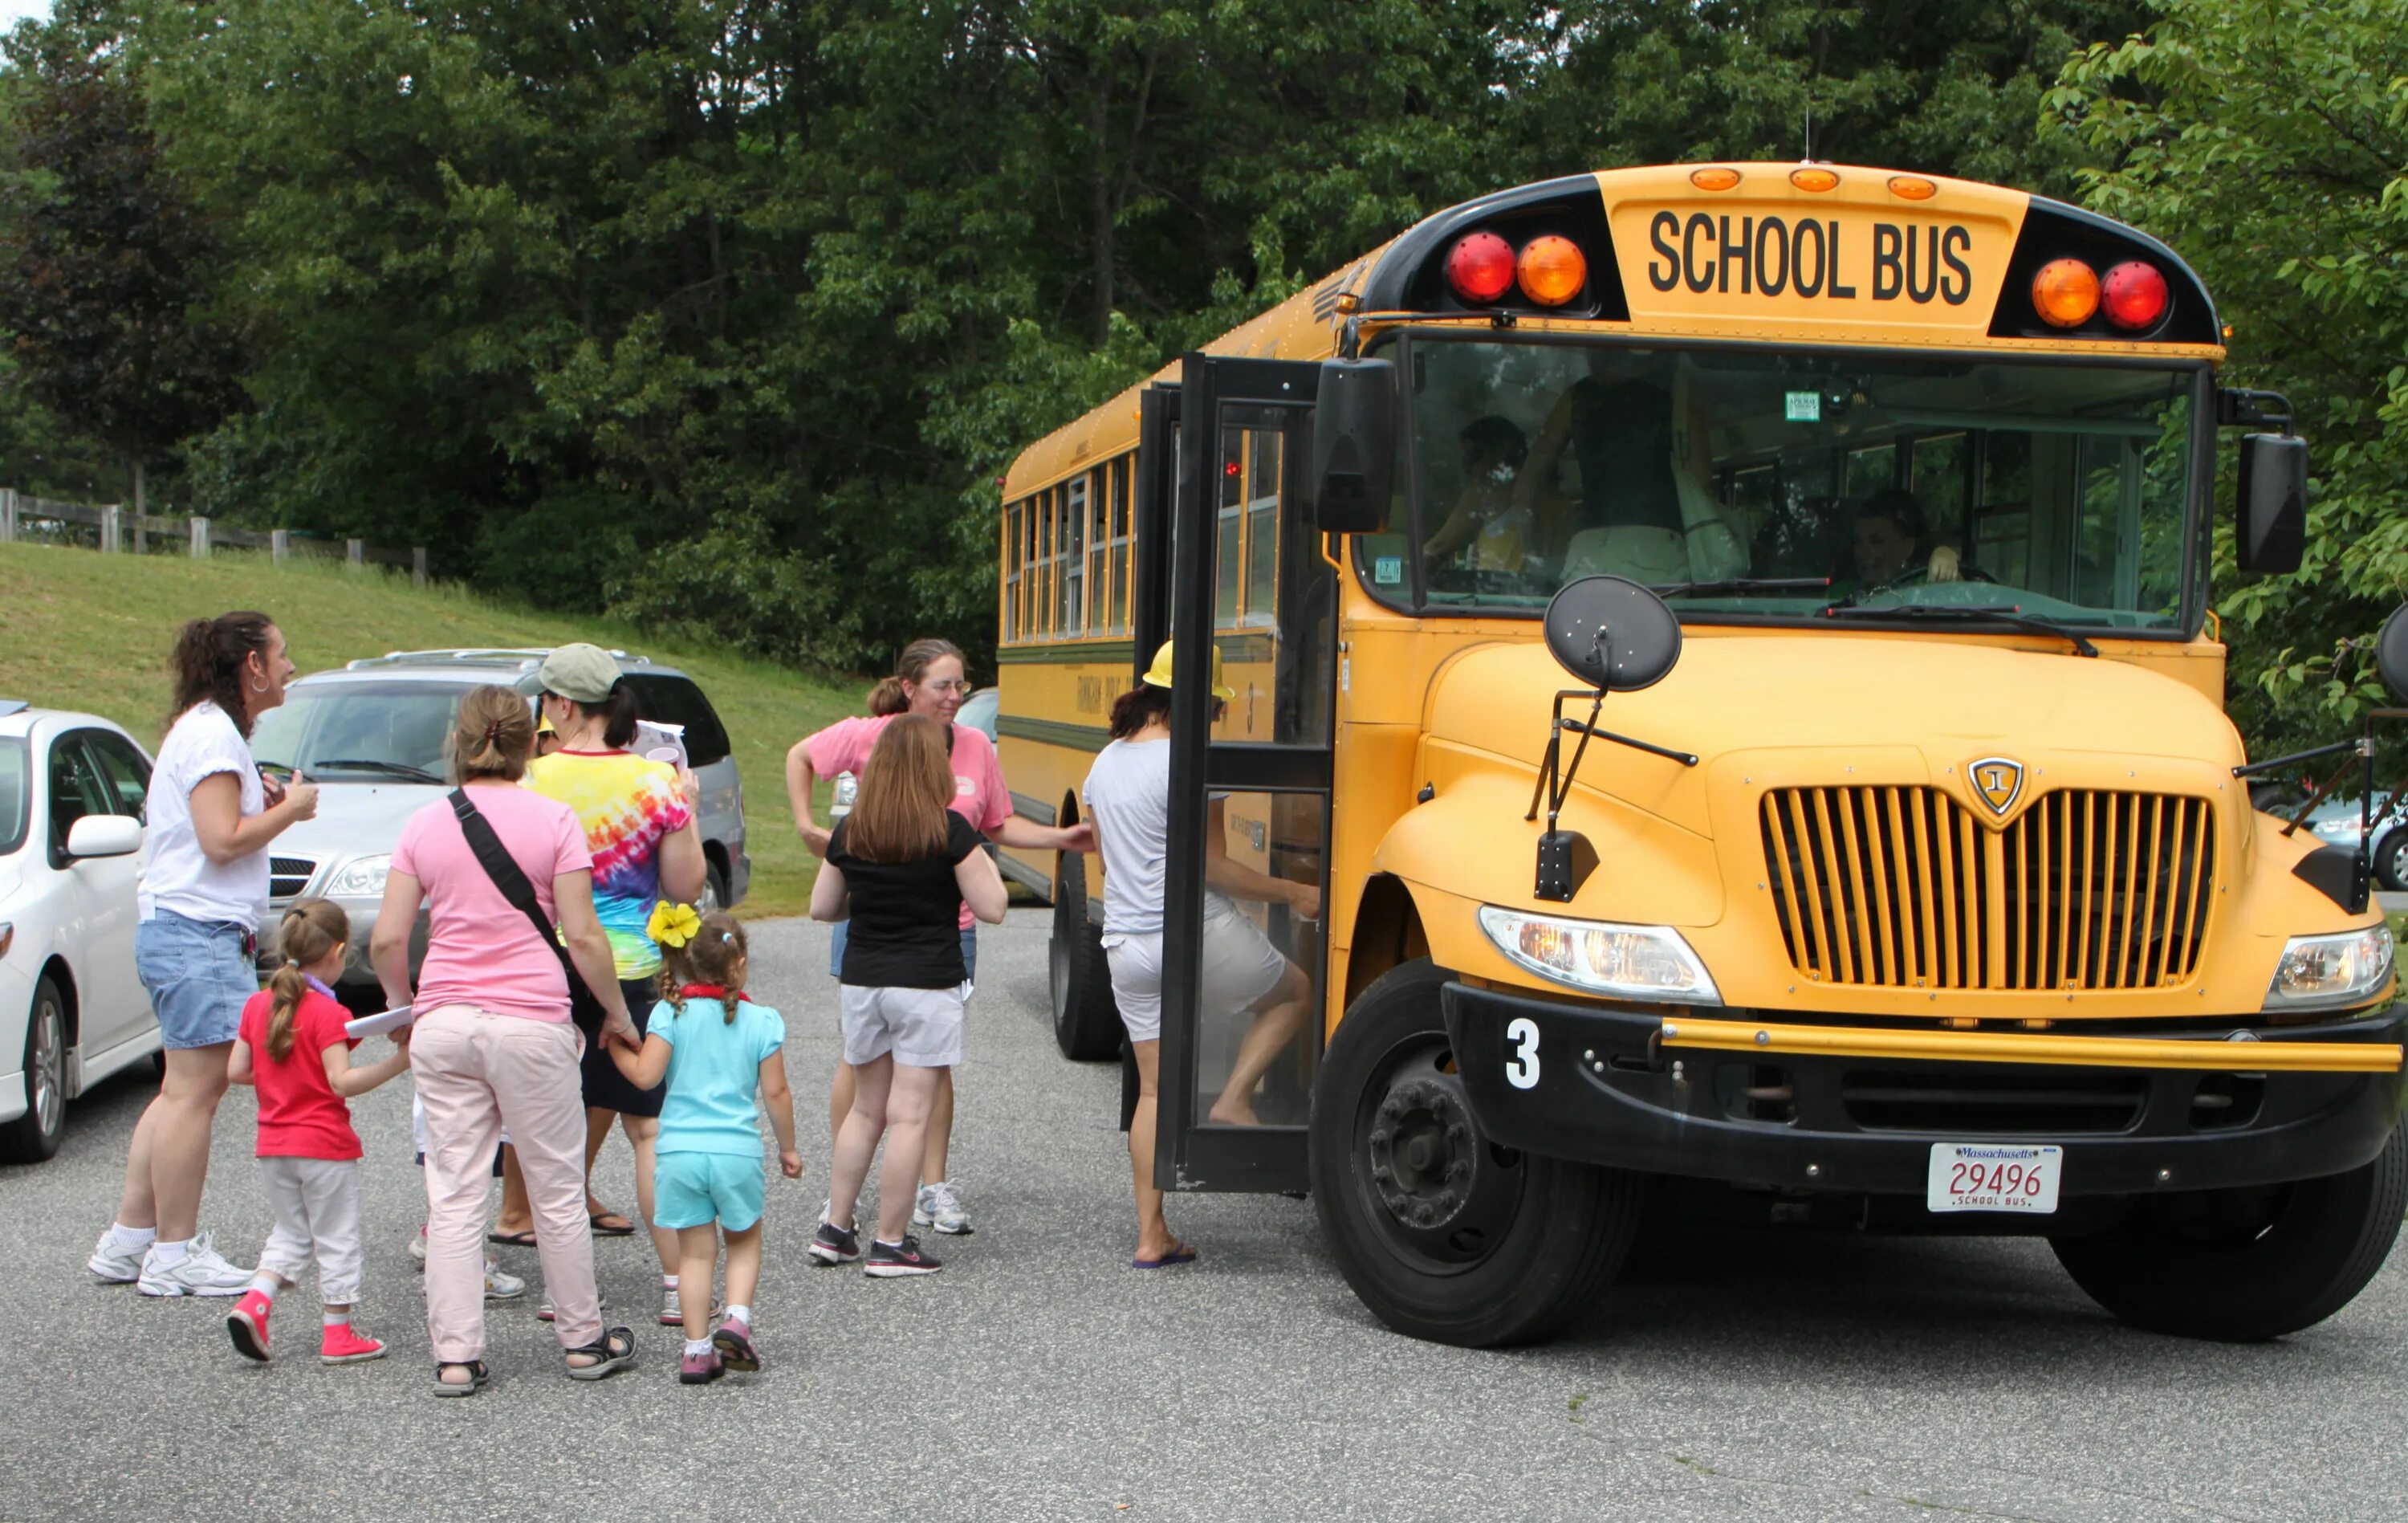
[1049,854,1121,1061]
[2049,1125,2408,1342]
[1309,959,1640,1347]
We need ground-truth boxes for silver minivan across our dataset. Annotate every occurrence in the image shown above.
[246,647,749,1001]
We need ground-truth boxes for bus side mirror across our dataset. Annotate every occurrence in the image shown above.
[2234,433,2306,575]
[1312,358,1396,535]
[2379,605,2408,704]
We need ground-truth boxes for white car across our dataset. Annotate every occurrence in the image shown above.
[0,702,160,1163]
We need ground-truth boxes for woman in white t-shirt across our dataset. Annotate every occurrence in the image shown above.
[1081,642,1319,1268]
[88,612,321,1299]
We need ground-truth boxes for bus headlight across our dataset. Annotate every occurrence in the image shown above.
[1477,906,1721,1004]
[2263,925,2394,1014]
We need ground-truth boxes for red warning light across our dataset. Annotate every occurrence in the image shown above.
[2101,261,2168,331]
[1445,233,1515,303]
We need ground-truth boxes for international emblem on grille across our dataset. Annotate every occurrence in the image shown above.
[1969,757,2024,817]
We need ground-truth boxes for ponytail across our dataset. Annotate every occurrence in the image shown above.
[867,676,910,715]
[656,910,750,1024]
[599,680,640,749]
[266,898,348,1061]
[265,963,307,1062]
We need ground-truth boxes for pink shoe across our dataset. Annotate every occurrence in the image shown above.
[225,1290,272,1362]
[319,1324,388,1365]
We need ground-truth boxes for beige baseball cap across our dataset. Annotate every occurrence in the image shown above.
[538,643,620,704]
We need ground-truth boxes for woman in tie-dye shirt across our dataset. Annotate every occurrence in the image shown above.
[519,644,706,1316]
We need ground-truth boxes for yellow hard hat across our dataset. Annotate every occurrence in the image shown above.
[1141,640,1235,701]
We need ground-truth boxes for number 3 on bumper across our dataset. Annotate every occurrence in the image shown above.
[1505,1016,1540,1089]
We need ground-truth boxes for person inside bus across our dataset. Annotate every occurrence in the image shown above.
[1514,348,1747,585]
[1081,642,1322,1268]
[1421,416,1536,573]
[1416,417,1531,571]
[1846,487,1962,593]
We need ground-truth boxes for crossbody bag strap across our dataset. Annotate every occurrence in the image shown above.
[448,788,573,969]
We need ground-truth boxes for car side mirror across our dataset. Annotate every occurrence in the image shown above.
[1312,358,1396,535]
[2234,433,2306,575]
[66,814,143,859]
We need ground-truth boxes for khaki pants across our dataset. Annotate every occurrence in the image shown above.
[410,1004,600,1360]
[255,1156,364,1305]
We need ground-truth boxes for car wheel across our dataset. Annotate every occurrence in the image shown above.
[697,860,730,914]
[2050,1126,2407,1341]
[0,975,70,1164]
[1049,852,1121,1061]
[1308,959,1641,1347]
[2375,828,2408,893]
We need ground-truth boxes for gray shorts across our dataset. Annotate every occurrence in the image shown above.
[839,984,968,1069]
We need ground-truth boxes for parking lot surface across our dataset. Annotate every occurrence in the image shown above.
[6,909,2404,1521]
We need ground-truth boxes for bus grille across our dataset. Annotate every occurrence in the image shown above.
[1759,788,2215,991]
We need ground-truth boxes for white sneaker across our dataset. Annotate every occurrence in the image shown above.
[484,1259,526,1301]
[913,1181,974,1236]
[136,1232,253,1297]
[659,1281,725,1326]
[87,1230,146,1285]
[408,1225,428,1268]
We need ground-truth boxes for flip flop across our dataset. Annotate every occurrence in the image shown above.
[486,1228,539,1248]
[588,1211,637,1237]
[1131,1243,1199,1269]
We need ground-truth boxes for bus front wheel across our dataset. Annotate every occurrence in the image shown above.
[1309,959,1640,1347]
[1048,853,1121,1061]
[2049,1126,2407,1341]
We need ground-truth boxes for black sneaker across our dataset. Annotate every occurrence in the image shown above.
[807,1220,860,1266]
[864,1235,943,1278]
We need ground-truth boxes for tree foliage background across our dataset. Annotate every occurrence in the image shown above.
[0,0,2395,743]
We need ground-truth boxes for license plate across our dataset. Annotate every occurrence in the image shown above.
[1926,1143,2062,1215]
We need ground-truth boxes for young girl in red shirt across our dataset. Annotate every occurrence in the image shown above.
[225,898,413,1363]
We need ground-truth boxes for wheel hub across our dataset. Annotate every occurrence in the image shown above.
[1368,1069,1512,1262]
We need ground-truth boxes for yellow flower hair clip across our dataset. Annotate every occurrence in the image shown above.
[648,900,701,950]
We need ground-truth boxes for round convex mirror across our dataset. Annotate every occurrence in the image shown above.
[2378,604,2408,704]
[1543,575,1682,692]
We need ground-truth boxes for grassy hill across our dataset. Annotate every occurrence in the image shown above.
[0,540,863,917]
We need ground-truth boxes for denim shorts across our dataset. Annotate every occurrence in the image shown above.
[135,910,258,1050]
[828,922,977,984]
[653,1150,765,1232]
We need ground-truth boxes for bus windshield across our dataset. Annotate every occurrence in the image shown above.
[1393,340,2199,631]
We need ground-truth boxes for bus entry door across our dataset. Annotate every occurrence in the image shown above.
[1157,355,1336,1194]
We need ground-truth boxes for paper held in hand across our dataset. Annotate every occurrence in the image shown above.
[344,1005,414,1040]
[636,719,688,772]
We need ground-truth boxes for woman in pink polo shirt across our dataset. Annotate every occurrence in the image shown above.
[371,686,641,1395]
[783,637,1091,1240]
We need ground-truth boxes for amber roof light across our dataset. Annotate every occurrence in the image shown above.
[1887,175,1936,201]
[2032,259,2101,328]
[1789,167,1840,192]
[1690,167,1741,192]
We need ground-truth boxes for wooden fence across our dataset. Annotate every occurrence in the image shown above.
[0,487,428,585]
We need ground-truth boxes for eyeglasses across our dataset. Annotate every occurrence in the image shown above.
[921,679,974,695]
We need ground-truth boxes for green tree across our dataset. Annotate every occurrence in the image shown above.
[0,4,242,521]
[2049,0,2408,755]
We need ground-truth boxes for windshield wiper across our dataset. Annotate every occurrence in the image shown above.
[307,758,446,784]
[1819,603,2100,658]
[1652,576,1833,598]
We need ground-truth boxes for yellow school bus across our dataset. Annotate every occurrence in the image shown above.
[995,163,2404,1347]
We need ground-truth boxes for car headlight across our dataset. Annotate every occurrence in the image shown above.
[1476,906,1721,1004]
[325,855,391,898]
[2263,925,2395,1014]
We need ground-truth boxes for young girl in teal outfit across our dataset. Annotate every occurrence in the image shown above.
[611,909,800,1384]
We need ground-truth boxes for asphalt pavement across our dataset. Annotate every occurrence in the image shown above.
[6,909,2405,1521]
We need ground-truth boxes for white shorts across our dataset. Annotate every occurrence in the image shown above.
[840,984,968,1069]
[1102,906,1290,1045]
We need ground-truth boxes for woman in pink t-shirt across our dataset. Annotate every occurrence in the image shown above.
[370,686,641,1395]
[783,637,1092,1237]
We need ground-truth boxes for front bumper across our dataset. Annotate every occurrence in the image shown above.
[1441,983,2406,1198]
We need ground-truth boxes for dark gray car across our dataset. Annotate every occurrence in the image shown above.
[246,647,749,1000]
